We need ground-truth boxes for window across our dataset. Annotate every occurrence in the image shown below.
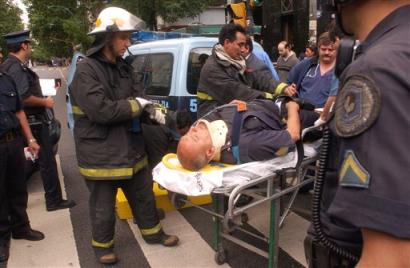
[130,54,147,84]
[186,48,212,95]
[129,53,173,96]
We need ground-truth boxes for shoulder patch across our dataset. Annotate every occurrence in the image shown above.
[334,75,381,137]
[339,150,370,188]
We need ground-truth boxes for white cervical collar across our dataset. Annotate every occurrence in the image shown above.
[197,119,228,160]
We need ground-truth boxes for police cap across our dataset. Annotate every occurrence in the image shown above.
[3,30,31,45]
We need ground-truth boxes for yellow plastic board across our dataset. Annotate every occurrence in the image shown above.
[115,182,212,219]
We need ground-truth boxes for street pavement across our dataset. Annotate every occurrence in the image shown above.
[6,66,313,268]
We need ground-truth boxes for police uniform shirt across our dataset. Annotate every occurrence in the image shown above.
[3,55,44,115]
[323,5,410,255]
[0,72,22,136]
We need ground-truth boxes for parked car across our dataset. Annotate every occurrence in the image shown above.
[66,36,264,128]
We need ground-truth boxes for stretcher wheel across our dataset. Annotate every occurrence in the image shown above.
[169,192,187,209]
[215,248,227,265]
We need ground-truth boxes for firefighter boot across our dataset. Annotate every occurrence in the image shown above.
[94,247,117,265]
[143,230,179,247]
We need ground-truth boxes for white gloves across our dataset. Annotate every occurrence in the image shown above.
[149,108,166,124]
[135,97,152,109]
[314,117,326,127]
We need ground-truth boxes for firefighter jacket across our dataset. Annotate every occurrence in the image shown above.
[197,47,287,117]
[70,53,147,180]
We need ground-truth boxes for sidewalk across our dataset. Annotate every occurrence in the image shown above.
[7,155,80,268]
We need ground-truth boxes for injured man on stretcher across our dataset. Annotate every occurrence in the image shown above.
[177,99,319,171]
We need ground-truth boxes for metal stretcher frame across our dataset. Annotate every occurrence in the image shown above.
[169,126,321,267]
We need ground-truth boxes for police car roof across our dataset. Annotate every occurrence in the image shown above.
[127,37,218,52]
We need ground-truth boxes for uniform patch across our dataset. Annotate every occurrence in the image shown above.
[334,75,381,137]
[339,150,370,188]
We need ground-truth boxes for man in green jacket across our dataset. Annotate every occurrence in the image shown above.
[197,24,294,117]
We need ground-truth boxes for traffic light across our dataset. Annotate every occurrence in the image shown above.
[227,2,247,28]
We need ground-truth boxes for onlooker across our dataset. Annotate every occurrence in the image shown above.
[252,43,280,80]
[304,43,317,59]
[197,24,293,117]
[2,30,76,212]
[242,36,289,96]
[276,41,300,82]
[287,32,337,108]
[0,65,44,263]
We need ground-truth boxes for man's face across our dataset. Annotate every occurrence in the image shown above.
[305,47,314,58]
[21,42,32,59]
[177,121,213,169]
[111,32,131,57]
[241,44,250,58]
[181,121,213,154]
[318,44,336,65]
[224,32,247,60]
[278,44,288,57]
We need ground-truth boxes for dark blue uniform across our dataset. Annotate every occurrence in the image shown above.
[0,72,30,260]
[2,55,64,208]
[319,4,410,258]
[203,99,317,164]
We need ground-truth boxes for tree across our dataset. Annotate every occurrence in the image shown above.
[23,0,217,60]
[113,0,216,30]
[0,0,24,53]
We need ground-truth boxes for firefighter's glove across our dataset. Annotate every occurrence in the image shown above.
[135,97,152,109]
[146,104,167,125]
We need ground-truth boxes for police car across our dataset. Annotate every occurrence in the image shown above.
[66,36,265,128]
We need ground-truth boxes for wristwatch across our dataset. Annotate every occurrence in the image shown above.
[29,138,37,144]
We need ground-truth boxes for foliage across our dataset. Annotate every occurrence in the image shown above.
[113,0,216,30]
[23,0,216,59]
[0,0,24,54]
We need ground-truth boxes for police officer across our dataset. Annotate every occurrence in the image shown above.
[70,7,178,264]
[305,1,410,267]
[2,30,76,212]
[0,70,45,263]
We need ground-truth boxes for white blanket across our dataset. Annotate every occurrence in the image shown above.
[153,142,320,196]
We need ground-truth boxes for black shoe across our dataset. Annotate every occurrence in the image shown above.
[236,195,254,207]
[46,199,76,212]
[12,228,45,241]
[0,241,10,262]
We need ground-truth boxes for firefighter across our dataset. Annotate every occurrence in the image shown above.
[70,7,179,264]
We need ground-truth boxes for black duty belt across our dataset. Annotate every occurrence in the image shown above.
[0,129,20,144]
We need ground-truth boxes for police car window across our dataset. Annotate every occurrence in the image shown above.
[144,53,173,96]
[130,55,147,84]
[187,48,212,95]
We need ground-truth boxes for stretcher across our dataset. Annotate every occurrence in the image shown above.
[153,126,321,267]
